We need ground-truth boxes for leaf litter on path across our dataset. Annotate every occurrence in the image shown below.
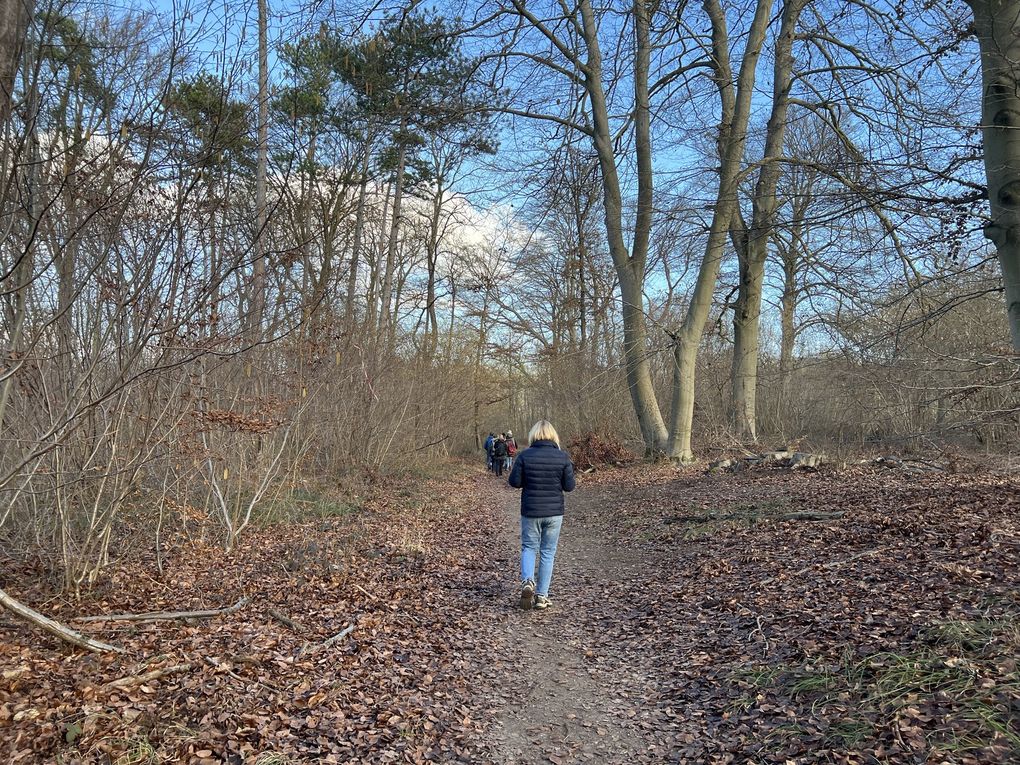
[2,461,1018,763]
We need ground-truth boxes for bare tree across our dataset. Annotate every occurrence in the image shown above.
[966,0,1020,349]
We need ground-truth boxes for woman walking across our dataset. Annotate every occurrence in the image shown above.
[508,420,575,610]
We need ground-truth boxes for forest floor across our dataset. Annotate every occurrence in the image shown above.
[2,459,1020,764]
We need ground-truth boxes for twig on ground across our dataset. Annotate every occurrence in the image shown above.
[320,623,355,650]
[203,655,281,693]
[74,596,251,624]
[103,662,193,691]
[353,584,378,601]
[268,608,308,634]
[753,615,770,659]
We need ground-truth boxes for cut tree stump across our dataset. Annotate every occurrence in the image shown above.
[0,586,124,654]
[74,596,251,624]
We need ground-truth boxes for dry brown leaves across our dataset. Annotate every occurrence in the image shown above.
[2,459,1018,764]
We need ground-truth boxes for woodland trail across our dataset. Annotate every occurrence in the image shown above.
[464,462,1020,764]
[483,477,654,763]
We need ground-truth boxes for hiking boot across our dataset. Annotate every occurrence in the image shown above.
[534,594,552,610]
[519,580,535,610]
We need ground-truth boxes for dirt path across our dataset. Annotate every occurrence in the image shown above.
[480,477,662,764]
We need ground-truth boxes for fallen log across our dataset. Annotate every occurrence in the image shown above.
[708,450,827,473]
[0,586,124,654]
[74,596,251,624]
[103,662,193,690]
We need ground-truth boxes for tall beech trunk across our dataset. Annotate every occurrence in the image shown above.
[968,0,1020,349]
[665,0,773,461]
[579,0,668,454]
[729,0,806,441]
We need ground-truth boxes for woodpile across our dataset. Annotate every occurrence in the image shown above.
[707,449,825,473]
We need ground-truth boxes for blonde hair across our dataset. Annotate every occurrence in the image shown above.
[528,420,560,448]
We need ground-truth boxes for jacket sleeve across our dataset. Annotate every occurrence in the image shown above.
[508,454,524,488]
[561,457,576,492]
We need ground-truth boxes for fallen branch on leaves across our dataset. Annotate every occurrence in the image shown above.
[203,656,282,693]
[758,548,881,587]
[870,455,947,473]
[103,662,193,691]
[319,623,355,650]
[268,608,308,634]
[74,596,251,623]
[0,586,124,654]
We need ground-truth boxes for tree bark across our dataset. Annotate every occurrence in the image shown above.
[379,137,406,345]
[580,0,668,454]
[0,0,31,124]
[730,0,806,441]
[346,148,371,329]
[425,177,444,362]
[666,0,773,461]
[253,0,269,338]
[968,0,1020,349]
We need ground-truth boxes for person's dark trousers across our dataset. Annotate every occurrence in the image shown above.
[495,459,504,477]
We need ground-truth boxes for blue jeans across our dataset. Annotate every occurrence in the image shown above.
[520,515,562,597]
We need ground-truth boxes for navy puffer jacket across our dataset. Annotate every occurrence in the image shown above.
[508,440,576,517]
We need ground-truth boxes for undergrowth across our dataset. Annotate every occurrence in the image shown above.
[731,612,1020,757]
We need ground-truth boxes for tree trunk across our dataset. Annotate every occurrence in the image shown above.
[968,0,1020,349]
[579,0,668,454]
[666,0,774,461]
[729,0,805,441]
[731,256,766,440]
[379,138,406,343]
[346,148,371,329]
[253,0,269,338]
[425,177,443,362]
[778,247,797,399]
[0,0,31,124]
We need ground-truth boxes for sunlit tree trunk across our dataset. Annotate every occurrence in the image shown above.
[730,0,806,441]
[967,0,1020,349]
[580,0,668,454]
[666,0,773,461]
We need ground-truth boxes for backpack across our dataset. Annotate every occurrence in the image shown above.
[507,440,517,456]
